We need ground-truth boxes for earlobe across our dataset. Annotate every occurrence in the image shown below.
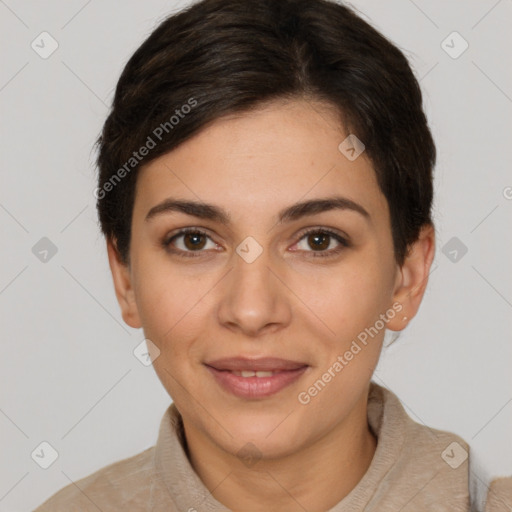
[386,224,436,331]
[106,239,142,329]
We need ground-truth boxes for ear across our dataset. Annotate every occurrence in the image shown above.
[106,238,142,329]
[386,223,436,331]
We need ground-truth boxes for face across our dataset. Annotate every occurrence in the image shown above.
[108,98,434,461]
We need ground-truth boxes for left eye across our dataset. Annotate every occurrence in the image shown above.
[293,229,349,257]
[163,228,349,258]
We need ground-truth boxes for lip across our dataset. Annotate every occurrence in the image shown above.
[204,357,309,399]
[204,356,308,371]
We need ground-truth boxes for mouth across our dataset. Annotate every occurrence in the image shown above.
[228,370,283,377]
[204,357,309,399]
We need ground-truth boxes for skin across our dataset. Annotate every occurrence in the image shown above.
[107,98,435,512]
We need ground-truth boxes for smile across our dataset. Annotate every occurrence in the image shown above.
[232,370,276,377]
[204,361,309,399]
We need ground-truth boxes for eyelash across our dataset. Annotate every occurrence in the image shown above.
[162,227,350,259]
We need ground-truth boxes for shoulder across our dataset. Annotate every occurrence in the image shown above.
[370,383,471,510]
[373,383,470,467]
[404,410,470,468]
[396,415,470,509]
[484,477,512,512]
[32,446,162,511]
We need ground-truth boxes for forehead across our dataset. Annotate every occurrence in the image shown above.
[134,99,388,224]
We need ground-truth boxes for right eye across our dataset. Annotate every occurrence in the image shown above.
[162,228,219,257]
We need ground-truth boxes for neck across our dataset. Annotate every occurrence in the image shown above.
[181,392,377,512]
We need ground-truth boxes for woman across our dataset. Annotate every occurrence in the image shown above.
[34,0,511,510]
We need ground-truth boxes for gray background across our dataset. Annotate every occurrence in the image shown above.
[1,0,511,510]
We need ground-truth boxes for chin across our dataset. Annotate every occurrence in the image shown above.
[218,409,307,457]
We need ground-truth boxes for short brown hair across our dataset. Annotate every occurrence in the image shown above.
[95,0,435,267]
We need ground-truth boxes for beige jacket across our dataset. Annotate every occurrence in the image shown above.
[33,382,511,511]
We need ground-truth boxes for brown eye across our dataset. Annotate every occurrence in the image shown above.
[307,232,330,251]
[163,228,217,257]
[182,232,207,250]
[294,228,350,258]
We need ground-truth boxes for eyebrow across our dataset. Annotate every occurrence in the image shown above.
[145,196,370,225]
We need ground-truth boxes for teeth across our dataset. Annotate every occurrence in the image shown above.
[255,371,274,377]
[234,370,276,377]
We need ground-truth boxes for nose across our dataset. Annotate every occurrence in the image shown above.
[216,244,292,338]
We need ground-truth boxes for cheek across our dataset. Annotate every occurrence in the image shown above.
[136,266,202,398]
[132,259,188,346]
[293,261,391,342]
[293,268,388,414]
[133,260,212,368]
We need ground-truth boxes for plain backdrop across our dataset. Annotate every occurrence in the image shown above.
[1,0,511,510]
